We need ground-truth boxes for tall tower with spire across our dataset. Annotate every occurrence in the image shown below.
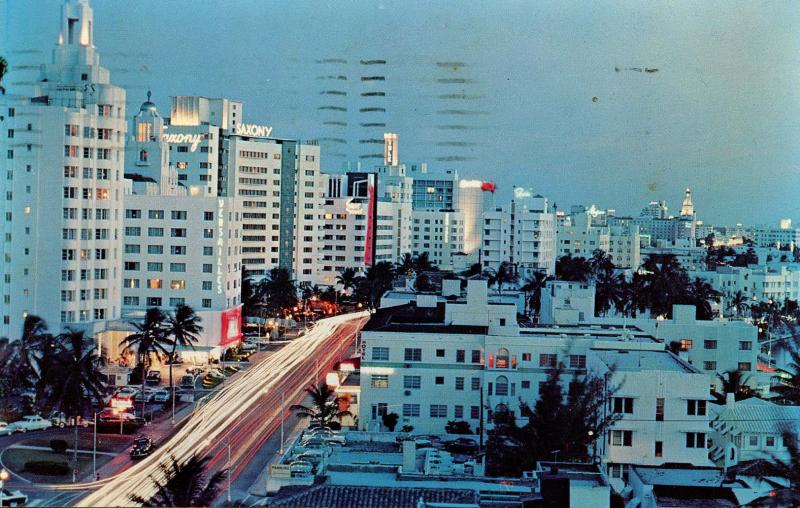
[0,0,127,338]
[680,188,694,217]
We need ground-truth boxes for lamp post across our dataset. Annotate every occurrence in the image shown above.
[0,468,9,505]
[279,390,286,455]
[226,440,232,504]
[93,411,98,478]
[588,430,597,463]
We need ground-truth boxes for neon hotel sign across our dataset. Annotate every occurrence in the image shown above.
[162,124,274,152]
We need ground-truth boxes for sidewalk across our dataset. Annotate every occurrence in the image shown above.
[244,416,307,498]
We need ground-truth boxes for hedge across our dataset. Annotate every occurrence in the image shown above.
[24,460,70,476]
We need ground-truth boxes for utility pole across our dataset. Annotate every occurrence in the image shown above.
[280,390,286,455]
[227,440,232,503]
[93,412,97,478]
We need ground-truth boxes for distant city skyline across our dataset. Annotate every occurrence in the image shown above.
[4,0,799,225]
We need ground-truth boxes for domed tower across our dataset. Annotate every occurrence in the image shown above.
[680,188,694,217]
[126,91,176,190]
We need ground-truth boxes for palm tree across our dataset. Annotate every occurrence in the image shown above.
[0,56,7,95]
[588,249,614,278]
[164,305,203,414]
[594,268,625,317]
[688,277,721,320]
[486,262,516,293]
[413,251,434,273]
[520,271,551,319]
[712,369,758,403]
[639,254,690,318]
[396,253,416,276]
[771,347,800,405]
[121,308,170,418]
[732,430,800,506]
[49,328,106,417]
[257,268,298,316]
[555,255,592,283]
[130,454,225,507]
[290,382,351,427]
[728,290,750,318]
[359,261,395,310]
[618,273,648,318]
[335,267,359,295]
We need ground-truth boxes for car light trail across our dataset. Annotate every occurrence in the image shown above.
[60,311,368,507]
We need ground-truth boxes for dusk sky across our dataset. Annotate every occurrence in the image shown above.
[4,0,799,225]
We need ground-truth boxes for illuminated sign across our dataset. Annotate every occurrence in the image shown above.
[233,123,273,138]
[162,133,203,152]
[216,199,225,294]
[345,199,364,215]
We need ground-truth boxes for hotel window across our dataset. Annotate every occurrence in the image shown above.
[435,376,444,385]
[436,349,445,358]
[404,348,422,362]
[687,400,707,416]
[148,245,163,255]
[686,432,706,448]
[149,209,164,219]
[124,278,140,289]
[495,376,509,396]
[202,299,212,308]
[539,353,557,368]
[146,297,162,307]
[202,281,212,291]
[124,262,139,271]
[522,352,532,361]
[147,279,162,289]
[430,405,447,418]
[170,280,186,290]
[610,430,632,447]
[203,246,213,256]
[170,246,187,255]
[703,340,717,349]
[679,339,693,351]
[703,361,717,370]
[372,347,389,361]
[454,405,464,419]
[402,404,420,417]
[569,354,586,369]
[125,209,141,219]
[738,362,752,371]
[202,264,212,273]
[147,262,163,272]
[123,296,140,306]
[612,397,634,414]
[455,377,464,390]
[739,341,752,351]
[171,228,187,238]
[370,375,389,389]
[470,406,480,419]
[471,350,482,363]
[456,349,465,363]
[655,441,663,457]
[656,398,664,421]
[403,376,421,389]
[169,298,185,307]
[171,210,187,220]
[170,263,186,272]
[148,227,164,237]
[471,377,481,390]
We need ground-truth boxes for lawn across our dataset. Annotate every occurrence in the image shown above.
[2,447,114,484]
[23,431,130,454]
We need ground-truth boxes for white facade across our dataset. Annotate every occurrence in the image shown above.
[557,213,610,260]
[458,179,493,255]
[641,240,706,271]
[481,196,556,277]
[753,220,800,249]
[374,164,414,260]
[608,224,641,269]
[411,209,464,271]
[710,396,800,468]
[1,0,126,337]
[691,264,800,306]
[539,280,595,325]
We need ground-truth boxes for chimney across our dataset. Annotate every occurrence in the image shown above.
[403,439,417,473]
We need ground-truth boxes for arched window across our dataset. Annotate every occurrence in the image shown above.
[495,348,509,369]
[139,149,148,162]
[495,376,509,396]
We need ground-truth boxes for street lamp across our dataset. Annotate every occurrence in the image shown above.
[0,468,9,505]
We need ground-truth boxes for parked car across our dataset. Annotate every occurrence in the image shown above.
[240,342,257,352]
[288,460,313,477]
[97,412,145,433]
[152,389,170,403]
[115,386,140,398]
[444,437,479,454]
[304,429,345,446]
[180,374,197,388]
[9,415,52,433]
[49,411,91,428]
[129,435,155,459]
[145,370,161,385]
[208,368,225,379]
[0,422,12,436]
[186,367,206,376]
[0,488,28,506]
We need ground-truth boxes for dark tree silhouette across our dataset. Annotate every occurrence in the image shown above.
[130,454,226,507]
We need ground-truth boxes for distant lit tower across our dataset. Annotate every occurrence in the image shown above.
[680,188,694,217]
[383,132,398,166]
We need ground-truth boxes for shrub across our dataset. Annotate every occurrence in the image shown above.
[445,420,472,435]
[49,439,68,454]
[327,421,342,431]
[382,412,399,432]
[24,460,70,476]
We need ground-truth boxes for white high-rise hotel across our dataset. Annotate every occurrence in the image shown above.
[1,0,126,338]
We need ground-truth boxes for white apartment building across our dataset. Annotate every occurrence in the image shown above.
[709,396,800,468]
[314,172,399,286]
[590,349,712,491]
[481,194,556,278]
[359,280,712,488]
[557,212,610,260]
[374,163,414,260]
[458,179,494,256]
[752,219,800,249]
[608,224,641,269]
[641,239,706,271]
[119,95,243,355]
[1,0,126,338]
[691,264,800,306]
[411,209,464,271]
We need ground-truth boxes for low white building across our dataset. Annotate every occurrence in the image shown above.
[539,280,595,325]
[641,239,707,271]
[709,396,800,468]
[691,264,800,308]
[752,219,800,249]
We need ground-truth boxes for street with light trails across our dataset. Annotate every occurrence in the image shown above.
[59,311,368,507]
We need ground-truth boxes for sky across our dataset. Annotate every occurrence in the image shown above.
[3,0,799,226]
